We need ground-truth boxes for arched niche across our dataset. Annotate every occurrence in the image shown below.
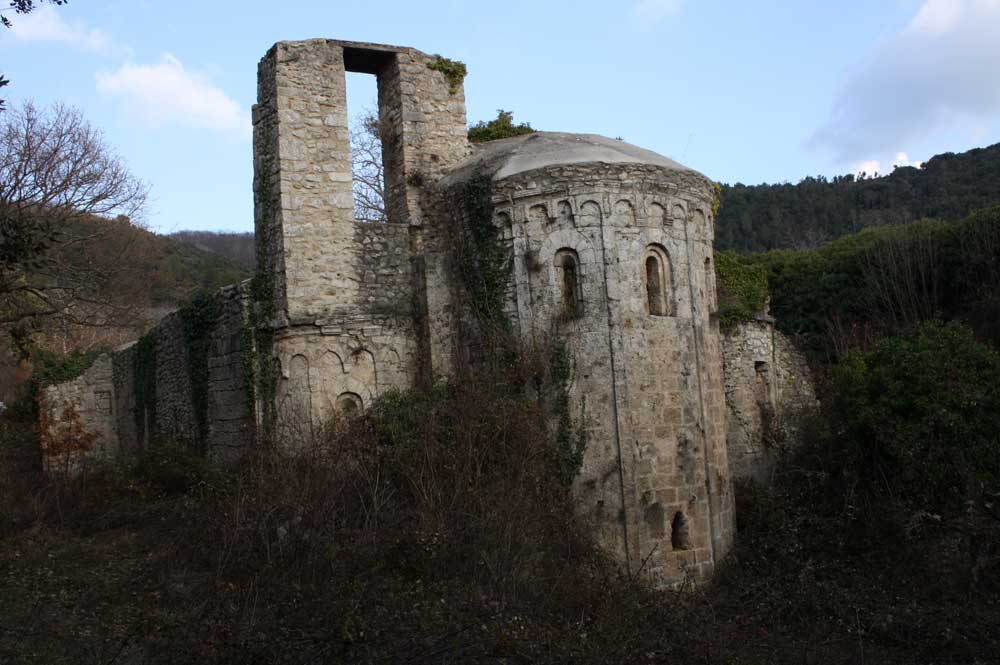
[649,202,669,227]
[670,203,686,224]
[612,199,636,226]
[690,208,707,240]
[495,211,514,242]
[556,199,574,226]
[527,203,549,225]
[577,200,602,227]
[282,354,313,438]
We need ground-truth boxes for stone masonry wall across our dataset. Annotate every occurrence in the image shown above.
[722,317,817,482]
[206,283,254,463]
[40,353,117,471]
[105,284,253,461]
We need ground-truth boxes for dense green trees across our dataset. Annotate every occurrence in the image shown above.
[723,206,1000,362]
[715,143,1000,252]
[834,322,1000,515]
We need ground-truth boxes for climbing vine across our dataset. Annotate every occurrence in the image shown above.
[457,169,513,332]
[427,54,467,95]
[179,291,221,452]
[714,250,769,332]
[31,347,103,386]
[712,181,723,219]
[242,144,280,442]
[133,331,157,445]
[550,341,587,487]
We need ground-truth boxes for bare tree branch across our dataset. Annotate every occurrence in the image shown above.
[350,109,385,223]
[0,101,150,340]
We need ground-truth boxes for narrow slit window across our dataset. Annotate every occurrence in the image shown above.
[644,245,674,316]
[646,255,665,315]
[556,249,582,319]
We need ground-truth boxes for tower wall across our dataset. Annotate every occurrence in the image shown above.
[252,39,470,435]
[252,39,469,324]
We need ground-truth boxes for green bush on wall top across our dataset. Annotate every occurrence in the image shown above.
[714,250,769,331]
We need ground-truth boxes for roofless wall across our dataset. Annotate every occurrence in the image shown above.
[252,39,469,324]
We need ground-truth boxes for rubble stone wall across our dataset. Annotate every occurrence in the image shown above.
[722,318,817,482]
[40,353,117,469]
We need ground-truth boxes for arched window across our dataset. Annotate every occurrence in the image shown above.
[643,245,673,316]
[671,511,691,550]
[555,249,582,318]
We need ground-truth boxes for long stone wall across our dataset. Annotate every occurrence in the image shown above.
[40,283,256,469]
[722,317,817,482]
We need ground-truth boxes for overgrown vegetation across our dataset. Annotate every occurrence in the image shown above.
[549,341,587,486]
[132,331,156,445]
[29,347,104,386]
[468,109,536,143]
[454,169,513,331]
[714,250,769,331]
[726,206,1000,362]
[178,291,221,451]
[833,321,1000,517]
[426,54,467,95]
[244,151,280,442]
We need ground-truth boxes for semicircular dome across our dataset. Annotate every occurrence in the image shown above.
[441,132,696,185]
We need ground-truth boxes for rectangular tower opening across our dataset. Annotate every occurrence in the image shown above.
[346,71,385,223]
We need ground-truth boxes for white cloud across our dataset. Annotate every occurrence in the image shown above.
[96,54,250,140]
[893,151,922,168]
[855,159,882,178]
[7,5,113,53]
[812,0,1000,164]
[853,150,924,179]
[630,0,683,21]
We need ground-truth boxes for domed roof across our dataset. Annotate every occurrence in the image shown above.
[440,131,695,186]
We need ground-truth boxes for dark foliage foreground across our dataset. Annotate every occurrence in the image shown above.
[2,335,999,663]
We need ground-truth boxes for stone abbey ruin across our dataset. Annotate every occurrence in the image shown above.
[40,39,815,586]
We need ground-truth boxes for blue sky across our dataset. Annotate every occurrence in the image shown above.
[3,0,999,233]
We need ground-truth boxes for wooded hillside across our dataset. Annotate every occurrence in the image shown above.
[716,142,1000,252]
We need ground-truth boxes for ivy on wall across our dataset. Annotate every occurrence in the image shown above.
[550,341,587,487]
[243,143,280,442]
[133,331,157,445]
[457,169,513,332]
[179,291,221,452]
[714,250,770,332]
[31,347,103,386]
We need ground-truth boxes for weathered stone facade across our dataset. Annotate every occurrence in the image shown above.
[722,316,817,482]
[42,38,815,586]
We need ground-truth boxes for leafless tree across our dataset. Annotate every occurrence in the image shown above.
[860,220,946,330]
[351,110,385,223]
[0,101,149,337]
